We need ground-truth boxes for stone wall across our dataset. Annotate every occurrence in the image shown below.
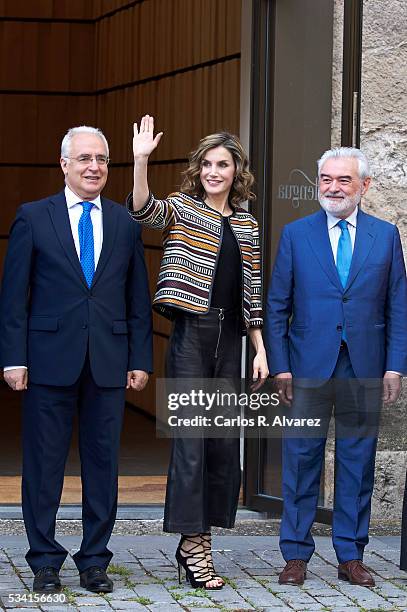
[331,0,406,248]
[361,0,406,523]
[331,0,344,148]
[324,0,407,523]
[360,0,407,250]
[324,392,407,522]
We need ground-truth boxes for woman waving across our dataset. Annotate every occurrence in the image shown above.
[128,115,268,589]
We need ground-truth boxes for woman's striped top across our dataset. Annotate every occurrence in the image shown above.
[127,191,263,331]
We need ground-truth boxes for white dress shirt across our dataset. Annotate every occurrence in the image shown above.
[65,185,103,266]
[4,186,103,372]
[325,206,358,262]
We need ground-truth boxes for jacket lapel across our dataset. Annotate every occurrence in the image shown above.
[345,209,376,289]
[48,191,88,288]
[91,197,118,287]
[306,210,343,291]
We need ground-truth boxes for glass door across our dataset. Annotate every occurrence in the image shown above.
[243,0,363,520]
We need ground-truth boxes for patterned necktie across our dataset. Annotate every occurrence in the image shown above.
[336,219,352,288]
[78,202,95,287]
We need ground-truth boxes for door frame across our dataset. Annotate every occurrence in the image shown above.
[241,0,363,521]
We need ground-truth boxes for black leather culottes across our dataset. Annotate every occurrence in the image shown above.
[163,307,242,533]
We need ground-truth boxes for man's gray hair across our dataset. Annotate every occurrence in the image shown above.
[61,126,109,158]
[317,147,370,180]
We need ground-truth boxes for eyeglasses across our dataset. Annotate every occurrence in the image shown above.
[65,155,110,166]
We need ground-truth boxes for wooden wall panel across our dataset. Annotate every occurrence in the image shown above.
[147,163,185,198]
[127,333,169,416]
[36,24,71,91]
[0,95,95,164]
[103,163,184,214]
[143,248,161,303]
[0,0,94,19]
[93,0,134,20]
[0,22,94,91]
[0,23,39,90]
[96,61,241,163]
[141,227,162,249]
[101,166,134,205]
[94,0,241,89]
[0,167,63,233]
[68,24,96,91]
[143,247,171,337]
[226,0,242,55]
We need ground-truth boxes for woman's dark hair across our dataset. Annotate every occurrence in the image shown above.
[180,132,256,207]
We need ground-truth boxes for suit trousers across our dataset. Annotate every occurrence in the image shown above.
[22,354,125,573]
[280,345,381,564]
[163,308,242,533]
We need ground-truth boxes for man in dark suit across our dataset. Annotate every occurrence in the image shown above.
[266,147,407,587]
[0,126,153,593]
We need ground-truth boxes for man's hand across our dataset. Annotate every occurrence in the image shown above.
[127,370,149,391]
[4,368,28,391]
[274,372,293,406]
[382,371,402,404]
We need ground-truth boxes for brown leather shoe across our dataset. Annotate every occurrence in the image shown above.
[278,559,307,585]
[338,560,375,587]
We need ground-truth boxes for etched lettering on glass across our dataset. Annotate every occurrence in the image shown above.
[277,169,319,208]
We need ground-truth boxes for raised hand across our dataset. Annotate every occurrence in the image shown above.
[133,115,163,159]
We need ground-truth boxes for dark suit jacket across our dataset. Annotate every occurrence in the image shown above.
[0,190,153,387]
[266,208,407,379]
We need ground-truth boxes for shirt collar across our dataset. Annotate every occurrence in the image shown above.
[64,185,102,210]
[326,205,358,230]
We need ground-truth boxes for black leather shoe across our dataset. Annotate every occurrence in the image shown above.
[33,567,61,593]
[80,566,113,593]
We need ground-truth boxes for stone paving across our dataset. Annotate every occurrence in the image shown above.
[0,535,406,611]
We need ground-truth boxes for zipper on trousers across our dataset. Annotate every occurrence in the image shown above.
[214,308,224,358]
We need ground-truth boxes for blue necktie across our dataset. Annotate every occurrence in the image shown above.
[336,220,352,287]
[78,202,95,287]
[336,220,352,341]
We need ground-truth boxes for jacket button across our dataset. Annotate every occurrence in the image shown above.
[82,324,88,329]
[337,325,342,331]
[342,297,349,302]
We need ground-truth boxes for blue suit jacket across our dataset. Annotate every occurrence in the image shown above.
[265,208,407,379]
[0,190,153,387]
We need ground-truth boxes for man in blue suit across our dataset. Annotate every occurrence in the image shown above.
[266,147,407,587]
[0,127,153,593]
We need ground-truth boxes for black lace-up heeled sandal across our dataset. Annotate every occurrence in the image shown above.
[175,534,224,590]
[201,532,225,586]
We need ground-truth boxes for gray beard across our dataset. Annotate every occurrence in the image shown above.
[319,192,361,218]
